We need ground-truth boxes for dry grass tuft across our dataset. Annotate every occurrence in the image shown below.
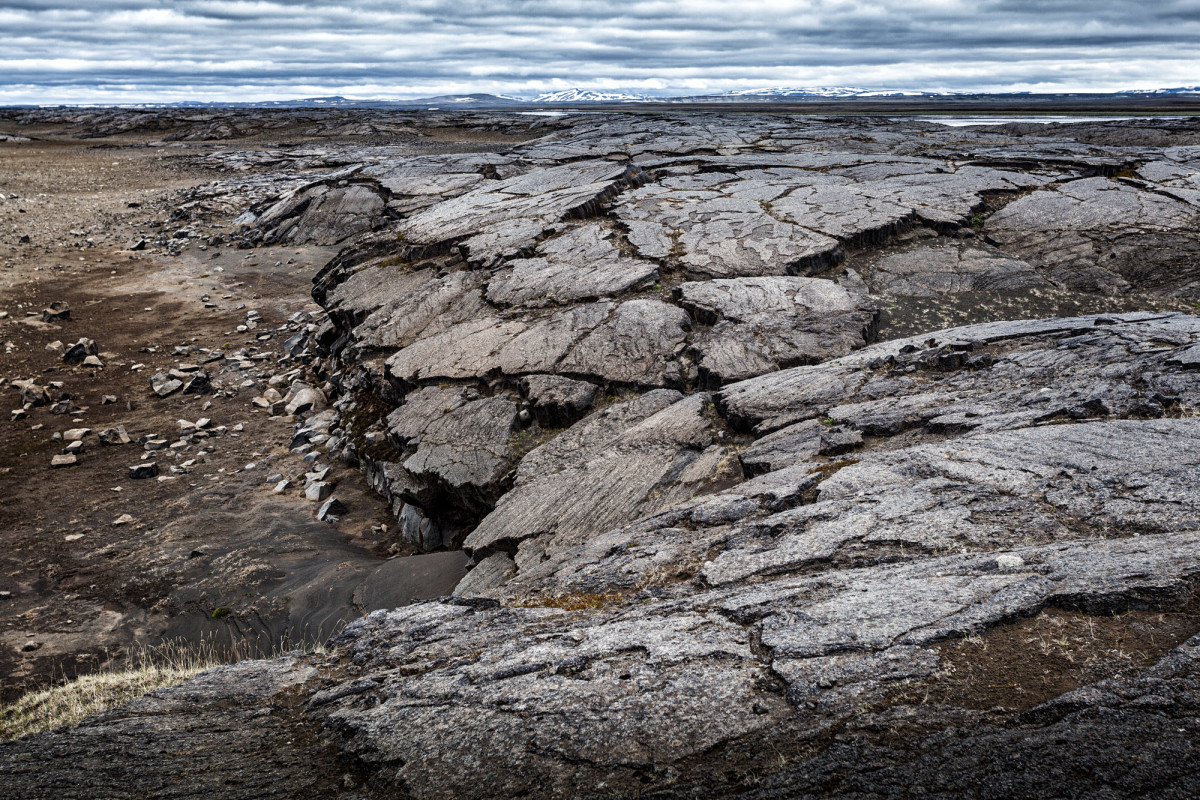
[0,636,297,741]
[516,592,627,611]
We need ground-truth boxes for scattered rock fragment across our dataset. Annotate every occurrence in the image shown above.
[12,379,50,406]
[97,424,129,443]
[181,370,212,395]
[317,496,346,521]
[129,462,159,479]
[305,481,333,501]
[41,301,70,322]
[62,338,98,365]
[150,372,183,397]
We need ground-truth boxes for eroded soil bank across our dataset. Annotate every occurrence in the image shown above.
[0,116,538,699]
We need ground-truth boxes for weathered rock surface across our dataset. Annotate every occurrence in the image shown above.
[989,176,1200,294]
[9,112,1200,799]
[0,658,375,800]
[386,385,520,511]
[676,276,878,385]
[858,238,1051,297]
[486,223,658,306]
[519,373,597,426]
[257,181,388,245]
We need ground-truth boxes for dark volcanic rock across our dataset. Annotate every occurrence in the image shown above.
[41,301,69,322]
[61,337,97,365]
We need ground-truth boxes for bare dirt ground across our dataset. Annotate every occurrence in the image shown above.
[0,125,519,700]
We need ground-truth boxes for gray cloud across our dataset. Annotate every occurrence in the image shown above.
[1,0,1198,103]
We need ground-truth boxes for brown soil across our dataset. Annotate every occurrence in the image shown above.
[891,601,1200,712]
[0,126,492,701]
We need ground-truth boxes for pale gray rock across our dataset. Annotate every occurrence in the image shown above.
[397,160,641,266]
[98,425,131,445]
[454,552,516,596]
[616,186,842,278]
[676,277,879,385]
[387,386,520,507]
[861,240,1052,296]
[738,418,861,473]
[354,270,489,352]
[486,223,658,306]
[719,312,1200,434]
[988,177,1200,294]
[675,275,862,324]
[556,299,690,387]
[150,372,183,397]
[703,418,1200,589]
[316,603,785,800]
[322,262,440,331]
[383,303,609,388]
[519,374,598,426]
[258,182,387,245]
[464,391,731,555]
[384,299,688,389]
[771,183,915,244]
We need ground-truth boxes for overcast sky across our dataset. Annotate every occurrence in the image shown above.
[1,1,1198,104]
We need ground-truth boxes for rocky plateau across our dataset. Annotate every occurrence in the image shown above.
[2,107,1200,797]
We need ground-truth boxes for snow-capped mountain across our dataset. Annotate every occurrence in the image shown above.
[719,86,869,98]
[530,89,652,103]
[714,87,967,99]
[1120,87,1200,95]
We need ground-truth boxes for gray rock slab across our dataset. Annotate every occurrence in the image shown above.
[555,299,690,387]
[616,187,841,278]
[314,603,783,800]
[387,386,520,498]
[520,374,598,426]
[861,239,1052,296]
[676,276,878,385]
[384,303,612,387]
[988,177,1200,294]
[259,182,386,245]
[718,312,1200,434]
[398,160,640,263]
[486,223,658,306]
[463,391,725,555]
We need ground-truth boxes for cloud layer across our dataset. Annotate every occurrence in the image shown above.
[2,1,1198,103]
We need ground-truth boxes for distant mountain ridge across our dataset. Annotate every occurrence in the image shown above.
[31,86,1200,110]
[711,87,970,98]
[1119,86,1200,95]
[530,89,653,103]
